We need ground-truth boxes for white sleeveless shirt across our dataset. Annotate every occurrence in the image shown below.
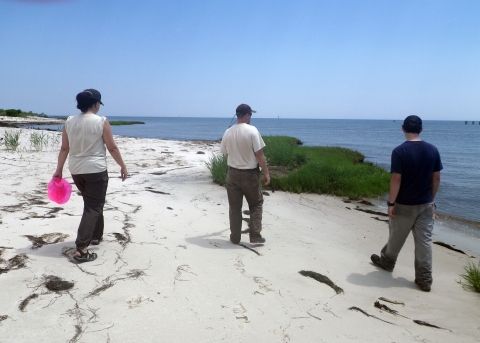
[65,113,107,174]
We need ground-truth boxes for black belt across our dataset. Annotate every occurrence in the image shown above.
[229,166,259,172]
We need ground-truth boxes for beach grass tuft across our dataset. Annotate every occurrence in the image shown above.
[29,131,49,151]
[206,153,228,185]
[3,130,22,151]
[208,135,390,197]
[461,260,480,292]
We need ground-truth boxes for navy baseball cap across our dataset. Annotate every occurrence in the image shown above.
[82,89,104,105]
[236,104,256,116]
[402,115,422,133]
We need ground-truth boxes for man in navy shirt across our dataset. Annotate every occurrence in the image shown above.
[371,115,442,292]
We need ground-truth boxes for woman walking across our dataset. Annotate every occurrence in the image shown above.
[53,89,127,263]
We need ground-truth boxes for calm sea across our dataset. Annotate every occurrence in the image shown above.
[37,116,480,239]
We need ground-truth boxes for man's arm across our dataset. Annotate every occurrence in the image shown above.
[254,149,270,185]
[431,171,440,200]
[388,172,402,219]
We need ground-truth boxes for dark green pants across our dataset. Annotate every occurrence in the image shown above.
[226,167,264,243]
[72,170,109,250]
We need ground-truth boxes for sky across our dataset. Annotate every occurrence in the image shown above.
[1,0,479,120]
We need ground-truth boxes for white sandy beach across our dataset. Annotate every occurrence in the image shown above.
[0,122,479,343]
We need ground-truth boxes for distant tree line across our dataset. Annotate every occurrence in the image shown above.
[0,108,48,118]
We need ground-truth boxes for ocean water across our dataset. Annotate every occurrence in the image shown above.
[35,117,480,238]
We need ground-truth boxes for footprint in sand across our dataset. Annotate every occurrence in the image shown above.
[233,302,249,328]
[125,295,152,309]
[234,257,245,273]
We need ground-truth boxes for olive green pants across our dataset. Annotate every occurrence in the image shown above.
[226,167,264,243]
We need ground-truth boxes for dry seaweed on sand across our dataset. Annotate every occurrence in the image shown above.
[0,254,29,274]
[0,315,8,323]
[378,297,405,306]
[413,319,450,331]
[239,244,262,256]
[87,282,115,298]
[299,270,344,294]
[44,275,74,292]
[374,301,409,318]
[24,232,69,250]
[433,241,467,255]
[355,207,388,217]
[113,232,128,242]
[19,293,39,312]
[348,306,394,325]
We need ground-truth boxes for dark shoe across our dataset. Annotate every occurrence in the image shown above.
[73,249,98,263]
[91,237,103,246]
[415,279,431,292]
[370,254,393,272]
[250,236,266,244]
[230,234,240,244]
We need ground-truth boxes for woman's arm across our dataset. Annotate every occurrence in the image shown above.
[103,121,128,181]
[53,127,70,179]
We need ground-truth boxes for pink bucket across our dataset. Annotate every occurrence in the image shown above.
[47,178,72,204]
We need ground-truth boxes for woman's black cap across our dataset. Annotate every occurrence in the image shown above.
[82,89,104,105]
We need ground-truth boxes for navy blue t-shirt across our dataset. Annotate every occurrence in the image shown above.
[391,141,443,205]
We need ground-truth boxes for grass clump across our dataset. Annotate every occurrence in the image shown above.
[4,130,22,151]
[208,135,390,198]
[206,153,228,185]
[461,260,480,292]
[269,145,389,197]
[29,131,49,151]
[263,136,307,168]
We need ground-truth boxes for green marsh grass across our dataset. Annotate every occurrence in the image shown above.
[208,136,390,198]
[461,260,480,292]
[29,131,49,151]
[109,120,145,126]
[263,136,307,168]
[206,153,228,185]
[4,130,22,151]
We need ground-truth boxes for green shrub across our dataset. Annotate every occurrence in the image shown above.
[206,153,228,185]
[263,136,307,168]
[5,109,23,117]
[208,136,390,198]
[461,260,480,292]
[4,130,22,151]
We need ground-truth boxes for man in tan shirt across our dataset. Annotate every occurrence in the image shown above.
[220,104,270,244]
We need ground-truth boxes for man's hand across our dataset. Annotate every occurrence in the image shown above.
[263,172,270,186]
[254,149,270,186]
[388,206,395,219]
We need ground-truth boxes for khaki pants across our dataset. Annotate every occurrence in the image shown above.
[226,167,264,243]
[380,203,435,285]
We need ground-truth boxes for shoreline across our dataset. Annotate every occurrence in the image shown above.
[0,116,65,127]
[2,118,479,252]
[0,126,479,342]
